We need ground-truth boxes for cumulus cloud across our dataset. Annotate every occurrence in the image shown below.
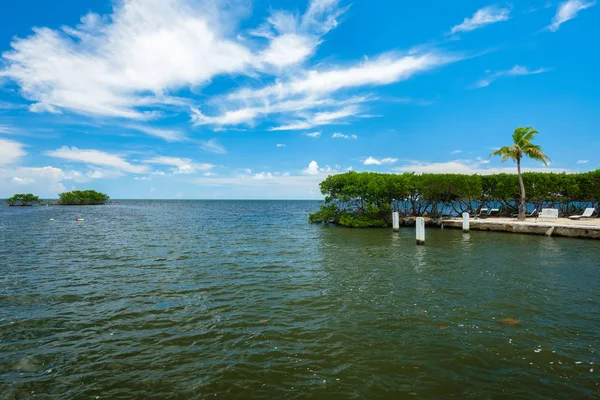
[332,132,357,139]
[473,65,548,88]
[548,0,596,31]
[302,160,334,175]
[363,156,398,165]
[200,138,227,154]
[0,138,27,165]
[0,0,258,119]
[46,146,148,173]
[450,6,511,34]
[143,156,213,175]
[0,0,349,122]
[0,166,105,196]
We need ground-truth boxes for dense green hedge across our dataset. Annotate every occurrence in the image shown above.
[309,170,600,227]
[58,190,109,205]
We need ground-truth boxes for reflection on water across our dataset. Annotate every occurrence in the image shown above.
[1,200,599,399]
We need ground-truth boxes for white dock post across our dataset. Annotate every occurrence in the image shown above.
[416,217,425,245]
[393,212,399,232]
[462,212,470,232]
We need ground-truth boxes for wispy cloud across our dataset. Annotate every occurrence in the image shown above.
[46,146,148,173]
[473,65,549,88]
[332,132,357,139]
[195,52,460,129]
[451,150,462,154]
[548,0,596,31]
[275,143,286,147]
[0,125,14,134]
[271,105,362,131]
[450,6,511,34]
[576,159,589,164]
[143,156,213,175]
[200,138,227,154]
[363,156,398,165]
[128,125,186,142]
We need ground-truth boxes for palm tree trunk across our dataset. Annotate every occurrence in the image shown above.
[517,157,526,221]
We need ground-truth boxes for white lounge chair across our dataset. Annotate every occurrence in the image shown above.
[569,208,596,220]
[512,209,538,218]
[538,208,558,221]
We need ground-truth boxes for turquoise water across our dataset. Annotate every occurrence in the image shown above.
[1,200,599,399]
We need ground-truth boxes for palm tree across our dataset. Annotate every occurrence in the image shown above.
[490,127,551,221]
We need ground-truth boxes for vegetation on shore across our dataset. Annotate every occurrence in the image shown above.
[308,170,600,228]
[490,127,551,221]
[5,194,41,206]
[58,190,110,205]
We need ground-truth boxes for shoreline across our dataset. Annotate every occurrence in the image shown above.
[441,217,600,240]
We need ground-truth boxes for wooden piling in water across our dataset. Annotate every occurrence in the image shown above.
[462,212,470,232]
[416,217,425,245]
[393,212,399,232]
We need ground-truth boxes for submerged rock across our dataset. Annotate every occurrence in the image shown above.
[499,317,521,326]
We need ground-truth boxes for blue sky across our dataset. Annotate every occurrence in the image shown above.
[0,0,598,199]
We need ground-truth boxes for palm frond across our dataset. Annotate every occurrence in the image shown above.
[492,126,549,166]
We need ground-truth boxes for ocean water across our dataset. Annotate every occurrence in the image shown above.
[1,200,599,399]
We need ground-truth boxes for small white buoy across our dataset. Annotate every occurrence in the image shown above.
[75,218,85,221]
[49,218,54,221]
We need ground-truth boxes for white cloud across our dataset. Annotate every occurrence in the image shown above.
[271,105,362,131]
[11,177,35,185]
[303,160,321,175]
[134,176,152,181]
[195,52,459,129]
[332,132,357,139]
[200,138,227,154]
[143,156,213,175]
[473,65,549,88]
[451,150,462,154]
[394,160,572,174]
[46,146,148,173]
[253,172,275,180]
[0,125,14,133]
[363,156,398,165]
[450,6,511,34]
[548,0,596,31]
[301,160,334,175]
[129,125,186,142]
[252,0,345,68]
[276,143,286,147]
[0,0,349,121]
[0,166,84,196]
[576,159,589,164]
[304,131,321,138]
[0,138,27,165]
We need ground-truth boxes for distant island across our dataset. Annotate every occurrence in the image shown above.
[5,190,110,206]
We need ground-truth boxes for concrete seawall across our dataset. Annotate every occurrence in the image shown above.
[442,218,600,240]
